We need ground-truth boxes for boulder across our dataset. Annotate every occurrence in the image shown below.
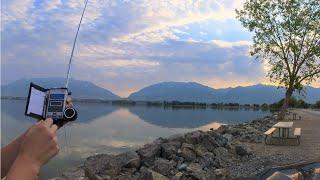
[137,143,161,167]
[84,154,122,179]
[116,151,141,169]
[186,163,205,179]
[200,134,219,152]
[161,141,181,160]
[152,158,176,176]
[214,168,229,179]
[180,143,196,161]
[177,163,187,171]
[235,145,251,156]
[139,167,168,180]
[194,145,208,157]
[172,172,183,180]
[213,147,229,158]
[185,131,203,144]
[168,134,185,144]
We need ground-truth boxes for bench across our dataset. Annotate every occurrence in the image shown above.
[264,127,276,144]
[294,128,301,145]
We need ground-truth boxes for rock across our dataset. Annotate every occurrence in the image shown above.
[180,143,196,161]
[139,167,168,180]
[194,145,208,157]
[198,152,216,168]
[235,145,251,156]
[186,163,205,179]
[216,124,227,134]
[267,171,292,180]
[84,154,122,179]
[200,134,219,152]
[161,141,181,160]
[214,133,228,147]
[214,168,229,179]
[222,133,233,142]
[168,134,185,143]
[213,147,229,158]
[152,158,176,176]
[177,163,187,171]
[172,172,183,180]
[117,151,141,169]
[51,167,87,180]
[185,131,203,144]
[137,143,161,167]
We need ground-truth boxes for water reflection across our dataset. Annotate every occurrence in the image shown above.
[1,100,270,179]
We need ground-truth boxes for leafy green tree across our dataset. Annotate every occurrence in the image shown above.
[236,0,320,119]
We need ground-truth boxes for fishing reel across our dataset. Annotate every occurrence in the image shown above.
[25,83,77,127]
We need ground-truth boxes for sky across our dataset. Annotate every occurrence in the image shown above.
[1,0,319,97]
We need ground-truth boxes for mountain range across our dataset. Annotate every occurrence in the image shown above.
[2,78,320,104]
[129,82,320,104]
[1,77,121,100]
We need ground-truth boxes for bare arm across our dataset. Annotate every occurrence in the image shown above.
[5,119,59,180]
[1,130,27,178]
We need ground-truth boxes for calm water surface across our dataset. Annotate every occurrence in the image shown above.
[1,100,270,179]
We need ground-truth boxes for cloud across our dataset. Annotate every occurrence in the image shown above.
[3,0,299,97]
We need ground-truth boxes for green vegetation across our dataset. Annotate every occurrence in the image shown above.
[236,0,320,119]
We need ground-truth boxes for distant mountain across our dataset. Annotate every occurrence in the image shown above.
[129,82,320,104]
[1,77,121,100]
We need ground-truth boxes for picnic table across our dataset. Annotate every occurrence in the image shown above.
[273,121,293,138]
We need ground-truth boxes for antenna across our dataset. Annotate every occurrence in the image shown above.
[65,0,89,88]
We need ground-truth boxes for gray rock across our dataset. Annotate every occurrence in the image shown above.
[200,134,219,152]
[213,147,229,158]
[180,143,196,161]
[185,130,203,144]
[177,163,187,171]
[186,163,205,179]
[161,141,181,160]
[139,167,168,180]
[84,154,122,179]
[172,172,183,180]
[152,158,176,176]
[137,143,161,167]
[117,151,141,169]
[222,133,233,142]
[214,168,229,179]
[168,134,185,143]
[194,145,208,157]
[235,145,251,156]
[51,167,87,180]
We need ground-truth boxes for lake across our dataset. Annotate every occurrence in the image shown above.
[1,99,271,179]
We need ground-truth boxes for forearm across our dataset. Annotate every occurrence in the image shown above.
[5,154,39,180]
[1,134,25,178]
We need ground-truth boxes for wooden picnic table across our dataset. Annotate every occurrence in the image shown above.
[273,121,293,138]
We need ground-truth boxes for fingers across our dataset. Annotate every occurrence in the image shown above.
[43,118,53,128]
[66,96,73,108]
[50,124,58,134]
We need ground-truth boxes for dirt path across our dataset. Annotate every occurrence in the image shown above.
[246,109,320,166]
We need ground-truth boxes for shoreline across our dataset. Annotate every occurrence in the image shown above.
[52,112,319,180]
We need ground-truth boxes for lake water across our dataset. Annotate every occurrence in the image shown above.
[1,100,271,179]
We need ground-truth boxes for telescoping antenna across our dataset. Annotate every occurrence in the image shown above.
[65,0,89,88]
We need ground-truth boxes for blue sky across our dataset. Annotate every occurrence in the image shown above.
[2,0,319,96]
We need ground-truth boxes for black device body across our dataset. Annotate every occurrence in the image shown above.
[25,83,77,127]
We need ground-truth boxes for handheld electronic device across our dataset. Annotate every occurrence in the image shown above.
[25,83,77,126]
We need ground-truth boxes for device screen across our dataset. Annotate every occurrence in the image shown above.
[26,86,46,117]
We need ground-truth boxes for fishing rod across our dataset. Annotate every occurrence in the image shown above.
[25,0,90,126]
[65,0,89,88]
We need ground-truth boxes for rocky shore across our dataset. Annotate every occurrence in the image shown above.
[52,113,319,180]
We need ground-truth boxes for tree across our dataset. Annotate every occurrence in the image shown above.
[236,0,320,120]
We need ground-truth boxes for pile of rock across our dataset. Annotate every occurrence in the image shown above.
[53,114,279,180]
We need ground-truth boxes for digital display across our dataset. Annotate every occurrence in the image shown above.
[50,101,62,106]
[50,94,65,99]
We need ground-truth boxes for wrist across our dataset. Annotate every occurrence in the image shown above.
[15,154,40,176]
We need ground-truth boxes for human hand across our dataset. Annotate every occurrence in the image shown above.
[17,118,59,173]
